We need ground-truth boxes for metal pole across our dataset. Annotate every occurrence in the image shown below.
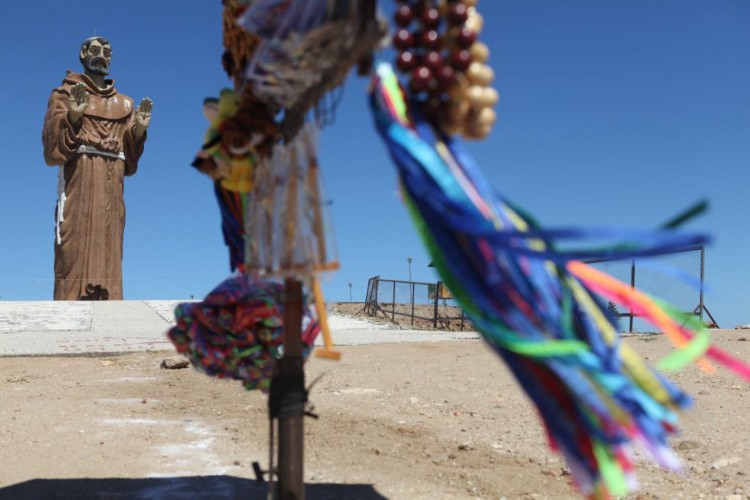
[407,260,414,324]
[410,283,415,326]
[348,283,352,302]
[433,281,440,329]
[392,281,396,321]
[276,278,305,500]
[703,305,720,328]
[629,260,635,333]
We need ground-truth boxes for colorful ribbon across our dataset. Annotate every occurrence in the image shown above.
[368,62,748,498]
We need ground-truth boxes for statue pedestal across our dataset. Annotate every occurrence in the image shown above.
[0,300,181,356]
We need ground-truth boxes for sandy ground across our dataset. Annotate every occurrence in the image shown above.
[1,332,749,499]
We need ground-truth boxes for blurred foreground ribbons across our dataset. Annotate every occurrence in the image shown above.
[369,62,749,498]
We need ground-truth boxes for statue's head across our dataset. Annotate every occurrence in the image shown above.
[79,36,112,76]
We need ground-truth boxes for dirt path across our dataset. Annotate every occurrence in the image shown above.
[1,333,749,499]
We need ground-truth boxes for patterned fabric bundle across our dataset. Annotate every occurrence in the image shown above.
[369,63,750,498]
[168,276,321,391]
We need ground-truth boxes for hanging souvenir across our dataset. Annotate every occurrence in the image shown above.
[369,60,750,498]
[391,0,497,139]
[168,276,321,391]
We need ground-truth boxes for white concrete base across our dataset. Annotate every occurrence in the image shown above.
[0,301,478,356]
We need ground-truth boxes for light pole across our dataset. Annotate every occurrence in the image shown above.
[407,257,413,282]
[348,282,353,302]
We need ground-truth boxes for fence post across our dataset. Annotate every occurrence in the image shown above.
[629,260,635,333]
[364,277,371,314]
[373,277,379,315]
[410,282,415,326]
[699,246,705,323]
[392,280,396,322]
[433,281,440,328]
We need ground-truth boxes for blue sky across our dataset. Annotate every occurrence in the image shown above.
[0,2,748,327]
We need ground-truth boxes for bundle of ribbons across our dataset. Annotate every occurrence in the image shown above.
[369,62,750,498]
[167,276,320,391]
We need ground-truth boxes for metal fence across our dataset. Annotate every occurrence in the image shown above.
[585,246,718,332]
[364,246,715,334]
[363,276,469,330]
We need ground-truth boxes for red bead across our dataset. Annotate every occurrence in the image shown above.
[421,30,441,49]
[421,8,441,28]
[410,65,433,92]
[437,65,456,86]
[454,26,476,48]
[394,5,414,27]
[396,51,419,72]
[447,3,469,24]
[424,51,444,72]
[451,49,472,71]
[393,29,415,50]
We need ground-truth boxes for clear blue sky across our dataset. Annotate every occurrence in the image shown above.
[0,2,748,327]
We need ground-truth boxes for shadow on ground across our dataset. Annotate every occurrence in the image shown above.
[0,476,387,499]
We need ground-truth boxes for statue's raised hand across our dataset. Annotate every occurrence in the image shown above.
[134,97,152,137]
[67,82,89,125]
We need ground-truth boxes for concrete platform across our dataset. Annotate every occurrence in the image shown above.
[0,301,478,356]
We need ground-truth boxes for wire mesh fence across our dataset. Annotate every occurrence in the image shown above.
[364,276,469,331]
[585,246,717,332]
[364,246,715,334]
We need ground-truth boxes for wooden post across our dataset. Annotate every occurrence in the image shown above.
[274,278,305,500]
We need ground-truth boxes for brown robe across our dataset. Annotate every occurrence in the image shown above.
[42,71,146,300]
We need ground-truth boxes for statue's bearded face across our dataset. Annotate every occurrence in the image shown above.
[81,40,112,76]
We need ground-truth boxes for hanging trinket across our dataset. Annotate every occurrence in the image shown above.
[391,0,498,139]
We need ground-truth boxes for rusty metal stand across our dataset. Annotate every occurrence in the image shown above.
[269,278,306,500]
